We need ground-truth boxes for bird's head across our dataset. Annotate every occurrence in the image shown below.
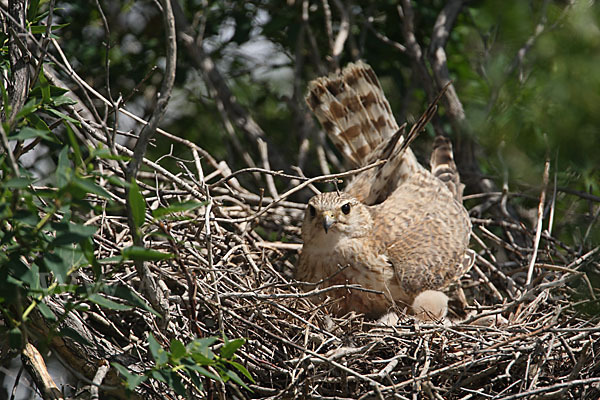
[302,192,372,241]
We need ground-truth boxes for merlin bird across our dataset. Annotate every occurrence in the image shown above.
[296,61,474,319]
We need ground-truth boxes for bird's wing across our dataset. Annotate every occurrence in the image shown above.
[372,171,473,299]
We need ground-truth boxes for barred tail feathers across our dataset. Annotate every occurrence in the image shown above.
[305,61,399,167]
[430,135,465,202]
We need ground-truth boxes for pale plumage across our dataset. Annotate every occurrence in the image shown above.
[297,61,474,318]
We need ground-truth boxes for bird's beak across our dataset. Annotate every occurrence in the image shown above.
[322,213,335,233]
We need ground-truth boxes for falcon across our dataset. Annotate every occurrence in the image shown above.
[296,61,474,319]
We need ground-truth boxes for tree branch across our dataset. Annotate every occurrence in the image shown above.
[6,0,30,126]
[21,343,63,400]
[124,0,177,318]
[429,0,465,123]
[397,0,435,101]
[171,0,288,172]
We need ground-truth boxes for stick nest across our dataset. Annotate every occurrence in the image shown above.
[82,142,600,400]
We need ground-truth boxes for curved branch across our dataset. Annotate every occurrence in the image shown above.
[171,0,288,172]
[123,0,177,317]
[397,0,435,101]
[125,0,177,182]
[429,0,465,122]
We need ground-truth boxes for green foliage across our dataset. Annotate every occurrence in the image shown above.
[128,179,146,231]
[0,72,161,339]
[1,3,252,397]
[113,334,254,395]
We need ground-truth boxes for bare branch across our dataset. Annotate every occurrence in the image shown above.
[397,0,435,101]
[526,158,550,287]
[21,343,63,400]
[6,0,30,126]
[429,0,466,122]
[125,0,177,181]
[171,0,288,172]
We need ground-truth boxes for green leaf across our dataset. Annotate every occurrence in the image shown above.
[190,352,216,366]
[55,245,86,273]
[91,148,129,161]
[112,362,148,391]
[152,201,207,219]
[45,107,79,124]
[14,209,39,226]
[15,98,40,121]
[148,333,168,365]
[10,127,52,142]
[98,255,124,264]
[150,370,166,383]
[2,177,33,189]
[60,326,92,347]
[26,113,51,131]
[44,252,70,283]
[49,284,79,295]
[170,339,187,360]
[65,123,83,168]
[27,0,41,21]
[19,262,40,290]
[56,147,71,188]
[186,365,204,392]
[37,301,57,322]
[220,338,245,359]
[187,337,217,359]
[51,95,77,107]
[0,80,8,112]
[164,370,186,396]
[128,180,146,229]
[186,364,220,381]
[106,174,127,187]
[226,360,254,383]
[6,259,32,288]
[30,23,69,35]
[72,176,112,199]
[87,293,132,311]
[100,284,160,317]
[50,222,97,246]
[224,369,251,391]
[122,246,172,261]
[38,66,51,103]
[28,85,69,101]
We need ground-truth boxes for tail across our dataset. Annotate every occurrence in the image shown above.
[306,61,422,204]
[305,61,398,166]
[430,135,465,202]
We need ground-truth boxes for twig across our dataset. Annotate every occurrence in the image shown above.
[330,0,350,65]
[90,360,110,400]
[495,377,600,400]
[526,159,550,287]
[258,138,280,200]
[398,0,435,101]
[215,159,386,223]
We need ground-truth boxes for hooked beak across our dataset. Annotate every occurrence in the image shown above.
[322,213,335,233]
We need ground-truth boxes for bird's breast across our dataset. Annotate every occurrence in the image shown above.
[296,238,407,317]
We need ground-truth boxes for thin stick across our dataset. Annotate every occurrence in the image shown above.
[526,159,550,287]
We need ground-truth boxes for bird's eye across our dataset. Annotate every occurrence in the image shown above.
[308,205,316,218]
[341,203,351,215]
